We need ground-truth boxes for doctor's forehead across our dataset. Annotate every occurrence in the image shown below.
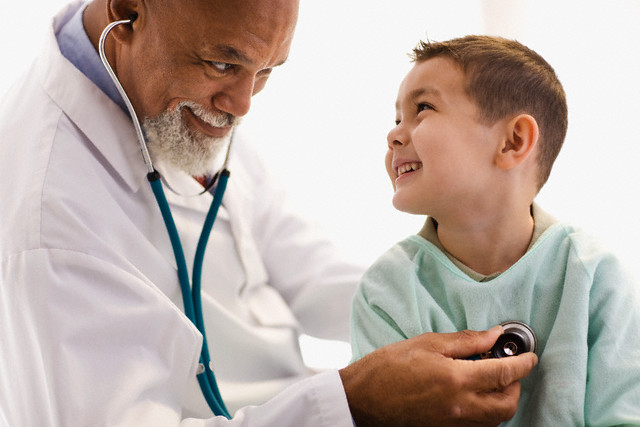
[149,0,299,52]
[150,0,299,25]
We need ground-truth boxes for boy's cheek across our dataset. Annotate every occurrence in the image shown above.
[384,150,396,184]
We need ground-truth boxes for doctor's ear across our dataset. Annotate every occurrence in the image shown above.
[495,114,539,170]
[106,0,144,42]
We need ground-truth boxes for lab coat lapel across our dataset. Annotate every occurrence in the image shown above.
[41,4,148,194]
[218,137,269,297]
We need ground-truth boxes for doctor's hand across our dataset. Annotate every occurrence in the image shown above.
[339,326,538,426]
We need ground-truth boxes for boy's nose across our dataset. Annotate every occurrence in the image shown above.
[387,125,408,148]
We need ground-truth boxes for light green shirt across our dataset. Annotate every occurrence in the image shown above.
[351,206,640,425]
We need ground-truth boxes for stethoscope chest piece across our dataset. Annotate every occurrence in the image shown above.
[481,321,537,359]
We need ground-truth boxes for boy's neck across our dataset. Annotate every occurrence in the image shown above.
[424,205,535,276]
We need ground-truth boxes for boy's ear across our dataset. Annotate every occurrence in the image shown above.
[495,114,539,170]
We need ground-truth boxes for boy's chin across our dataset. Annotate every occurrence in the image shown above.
[391,196,425,216]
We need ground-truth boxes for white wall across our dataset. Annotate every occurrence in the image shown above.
[2,0,639,368]
[243,0,640,271]
[244,1,489,267]
[481,0,640,272]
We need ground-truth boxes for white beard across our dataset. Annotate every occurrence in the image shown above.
[142,101,240,176]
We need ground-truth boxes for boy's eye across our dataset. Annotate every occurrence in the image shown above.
[417,102,434,113]
[395,119,401,126]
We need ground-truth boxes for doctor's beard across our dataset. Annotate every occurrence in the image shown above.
[142,101,240,177]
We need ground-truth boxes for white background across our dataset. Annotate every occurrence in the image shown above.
[2,0,639,368]
[274,0,640,367]
[245,0,640,272]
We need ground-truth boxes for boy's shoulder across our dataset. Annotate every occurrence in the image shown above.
[530,210,632,285]
[380,231,446,266]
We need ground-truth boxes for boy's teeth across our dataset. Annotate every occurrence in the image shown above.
[398,162,422,176]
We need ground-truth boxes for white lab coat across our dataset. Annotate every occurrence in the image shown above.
[0,2,363,425]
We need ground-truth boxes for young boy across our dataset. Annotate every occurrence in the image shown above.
[350,35,640,425]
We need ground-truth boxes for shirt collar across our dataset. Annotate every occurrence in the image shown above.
[42,1,147,192]
[56,1,129,114]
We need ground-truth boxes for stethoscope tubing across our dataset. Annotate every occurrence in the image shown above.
[192,170,231,417]
[100,17,232,419]
[148,170,231,418]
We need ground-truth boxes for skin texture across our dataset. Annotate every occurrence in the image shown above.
[83,2,538,424]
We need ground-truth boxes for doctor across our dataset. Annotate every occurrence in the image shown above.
[0,0,537,425]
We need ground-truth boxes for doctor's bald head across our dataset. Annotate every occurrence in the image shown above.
[84,0,299,175]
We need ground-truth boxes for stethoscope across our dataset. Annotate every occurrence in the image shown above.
[468,321,537,360]
[99,15,231,418]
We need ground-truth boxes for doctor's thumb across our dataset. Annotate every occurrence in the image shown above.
[424,326,505,359]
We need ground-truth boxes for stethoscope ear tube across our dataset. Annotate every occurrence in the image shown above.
[99,19,155,174]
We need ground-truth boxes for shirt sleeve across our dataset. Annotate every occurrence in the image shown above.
[349,251,414,361]
[584,253,640,425]
[233,134,365,342]
[258,186,365,341]
[182,371,353,427]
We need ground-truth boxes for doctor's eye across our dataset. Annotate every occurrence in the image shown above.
[207,61,233,73]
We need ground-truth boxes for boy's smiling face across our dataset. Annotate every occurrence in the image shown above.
[385,56,504,217]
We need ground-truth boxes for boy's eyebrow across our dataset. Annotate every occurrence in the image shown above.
[396,87,442,110]
[409,87,442,101]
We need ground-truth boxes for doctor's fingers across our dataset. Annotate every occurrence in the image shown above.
[458,352,538,392]
[454,380,523,425]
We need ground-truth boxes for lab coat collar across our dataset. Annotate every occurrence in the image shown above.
[41,1,149,193]
[152,158,221,214]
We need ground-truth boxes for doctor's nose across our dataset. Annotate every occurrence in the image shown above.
[213,76,255,118]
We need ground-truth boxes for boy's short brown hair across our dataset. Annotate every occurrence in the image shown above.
[412,35,568,189]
